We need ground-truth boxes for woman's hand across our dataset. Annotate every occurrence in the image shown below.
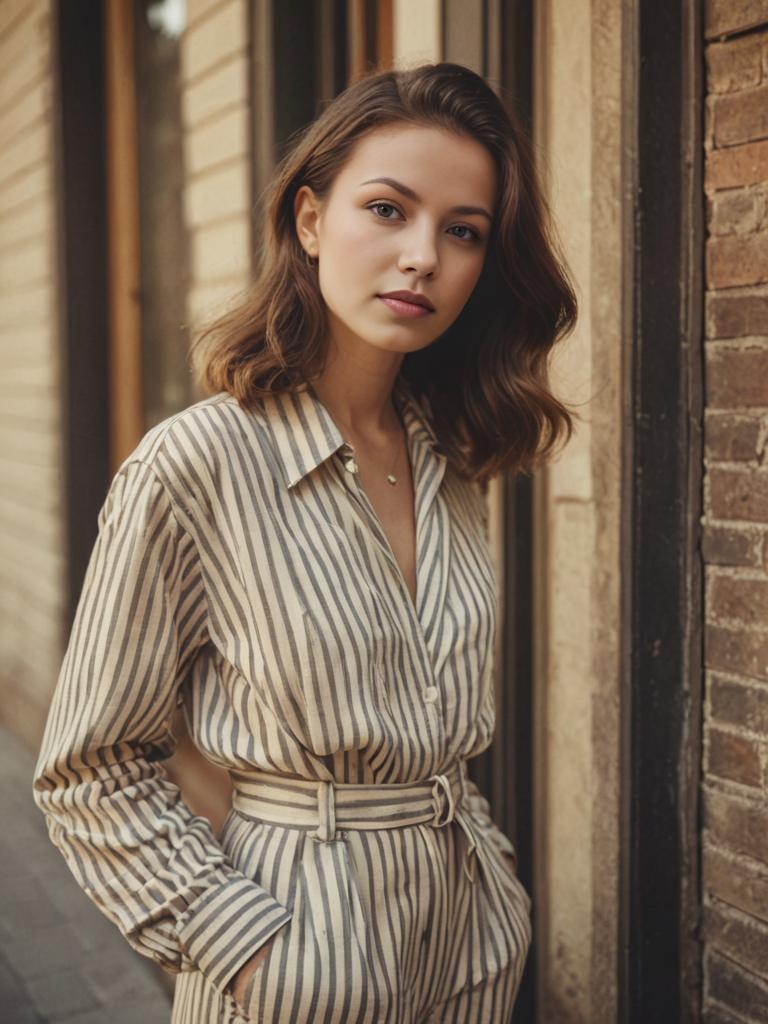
[230,936,276,1008]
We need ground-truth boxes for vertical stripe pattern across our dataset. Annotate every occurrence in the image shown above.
[32,375,532,1022]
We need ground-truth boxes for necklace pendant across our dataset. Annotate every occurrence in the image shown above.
[387,474,397,485]
[339,441,358,475]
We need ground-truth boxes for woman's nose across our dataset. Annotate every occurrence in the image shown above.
[397,230,439,276]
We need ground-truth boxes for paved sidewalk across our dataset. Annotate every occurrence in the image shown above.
[0,724,173,1023]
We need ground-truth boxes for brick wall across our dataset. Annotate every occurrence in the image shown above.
[702,3,768,1018]
[0,0,66,747]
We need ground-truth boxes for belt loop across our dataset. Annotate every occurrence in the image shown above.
[309,780,336,842]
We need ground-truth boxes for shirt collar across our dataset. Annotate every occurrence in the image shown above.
[260,374,442,491]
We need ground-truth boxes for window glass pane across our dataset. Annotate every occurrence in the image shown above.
[134,0,192,429]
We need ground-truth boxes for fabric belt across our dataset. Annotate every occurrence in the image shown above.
[228,758,486,884]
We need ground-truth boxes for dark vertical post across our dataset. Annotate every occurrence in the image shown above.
[500,8,535,1020]
[621,0,704,1019]
[53,1,111,628]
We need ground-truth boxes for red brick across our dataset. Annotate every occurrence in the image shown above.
[705,725,763,786]
[709,573,768,627]
[707,187,762,235]
[713,84,768,148]
[706,949,768,1023]
[705,412,762,459]
[709,467,768,523]
[703,844,768,924]
[710,674,768,735]
[707,229,768,288]
[706,138,768,191]
[703,902,768,979]
[706,347,768,407]
[705,0,768,40]
[704,785,768,862]
[707,35,763,94]
[703,525,764,567]
[706,94,716,151]
[705,287,768,337]
[705,623,768,679]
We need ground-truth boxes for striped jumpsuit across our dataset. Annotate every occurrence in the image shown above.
[32,374,532,1023]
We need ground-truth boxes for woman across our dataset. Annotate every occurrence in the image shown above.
[32,62,577,1023]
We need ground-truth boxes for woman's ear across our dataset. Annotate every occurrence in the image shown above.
[294,185,321,259]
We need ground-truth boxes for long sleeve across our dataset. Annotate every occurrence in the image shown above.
[31,458,292,996]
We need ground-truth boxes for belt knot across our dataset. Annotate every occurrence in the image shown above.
[429,763,483,885]
[429,773,457,827]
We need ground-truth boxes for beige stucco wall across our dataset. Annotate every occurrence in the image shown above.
[393,0,441,68]
[0,0,66,747]
[533,0,624,1020]
[182,0,253,340]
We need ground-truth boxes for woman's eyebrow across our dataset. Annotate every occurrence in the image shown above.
[358,177,492,222]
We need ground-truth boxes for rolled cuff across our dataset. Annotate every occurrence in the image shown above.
[177,874,292,996]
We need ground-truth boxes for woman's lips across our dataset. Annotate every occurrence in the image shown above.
[377,296,434,319]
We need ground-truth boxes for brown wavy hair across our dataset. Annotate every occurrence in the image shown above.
[191,61,579,483]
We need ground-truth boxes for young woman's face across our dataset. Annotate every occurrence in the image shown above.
[294,123,497,357]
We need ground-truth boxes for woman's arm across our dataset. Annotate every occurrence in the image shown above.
[31,458,291,997]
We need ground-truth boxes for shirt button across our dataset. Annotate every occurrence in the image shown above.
[423,686,439,703]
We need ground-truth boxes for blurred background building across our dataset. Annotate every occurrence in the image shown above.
[1,1,767,1021]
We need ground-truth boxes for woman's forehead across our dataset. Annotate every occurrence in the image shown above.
[334,125,497,205]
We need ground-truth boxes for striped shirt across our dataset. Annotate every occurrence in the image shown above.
[31,373,521,1010]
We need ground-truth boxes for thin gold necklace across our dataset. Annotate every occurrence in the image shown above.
[339,419,403,486]
[341,439,401,485]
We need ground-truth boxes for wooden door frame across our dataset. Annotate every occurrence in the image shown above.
[104,0,143,471]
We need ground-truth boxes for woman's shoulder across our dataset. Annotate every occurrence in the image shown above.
[111,391,274,510]
[131,389,270,458]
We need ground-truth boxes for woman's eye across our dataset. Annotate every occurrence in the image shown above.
[366,203,481,243]
[448,225,480,242]
[367,202,401,220]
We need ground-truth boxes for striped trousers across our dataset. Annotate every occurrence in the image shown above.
[172,760,532,1023]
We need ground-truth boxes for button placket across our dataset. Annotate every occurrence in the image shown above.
[329,443,446,752]
[333,444,426,628]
